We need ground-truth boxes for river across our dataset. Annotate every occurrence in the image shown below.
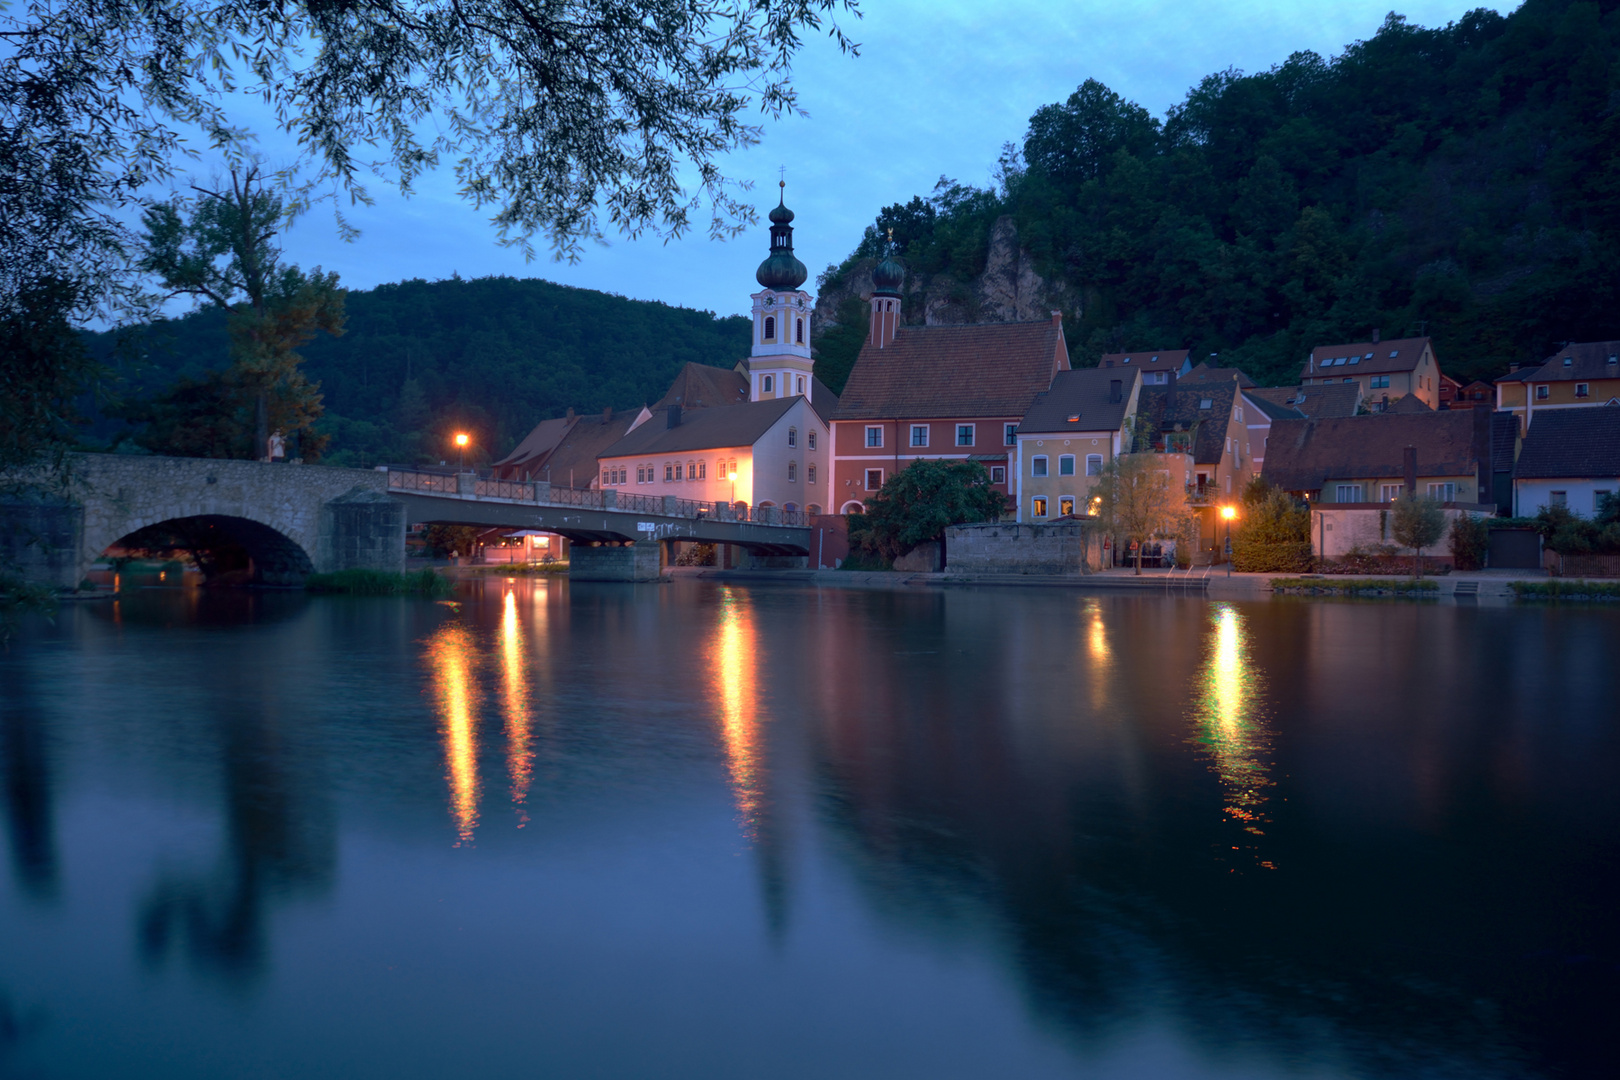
[0,578,1614,1078]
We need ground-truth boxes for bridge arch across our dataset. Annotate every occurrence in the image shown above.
[98,514,316,586]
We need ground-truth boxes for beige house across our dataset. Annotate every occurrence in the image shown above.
[1013,368,1141,521]
[1299,335,1443,409]
[1495,340,1620,433]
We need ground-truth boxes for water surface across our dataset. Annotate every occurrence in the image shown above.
[1,580,1615,1078]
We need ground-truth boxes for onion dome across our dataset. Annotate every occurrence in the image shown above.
[755,182,809,290]
[871,226,905,295]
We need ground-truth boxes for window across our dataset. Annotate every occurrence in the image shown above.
[1004,423,1018,446]
[764,315,775,340]
[1536,385,1549,400]
[1032,455,1048,477]
[636,466,645,483]
[796,318,804,344]
[807,465,816,484]
[788,427,797,448]
[807,430,816,450]
[956,424,975,447]
[1031,496,1048,518]
[1086,454,1102,476]
[1576,383,1590,398]
[664,463,674,481]
[1427,482,1456,502]
[1550,490,1567,508]
[787,462,797,481]
[763,374,774,393]
[1235,406,1243,422]
[1199,398,1213,410]
[1380,484,1403,502]
[1059,496,1075,516]
[911,424,929,447]
[1059,454,1075,476]
[797,376,805,394]
[601,469,609,486]
[1144,371,1167,385]
[697,461,706,479]
[1335,484,1364,502]
[865,468,883,490]
[1596,490,1612,513]
[990,465,1006,484]
[865,426,883,448]
[674,463,684,480]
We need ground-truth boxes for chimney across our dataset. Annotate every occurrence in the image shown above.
[666,405,682,429]
[1473,405,1493,505]
[566,407,575,421]
[1509,362,1519,372]
[1109,379,1122,404]
[867,294,900,350]
[1372,328,1380,344]
[1404,446,1417,495]
[1051,310,1063,327]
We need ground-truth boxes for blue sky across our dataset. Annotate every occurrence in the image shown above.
[249,1,1513,320]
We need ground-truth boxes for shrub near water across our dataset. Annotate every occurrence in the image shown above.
[304,569,454,596]
[1231,483,1313,572]
[1510,580,1620,601]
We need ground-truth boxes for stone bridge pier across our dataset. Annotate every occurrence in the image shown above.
[1,454,405,588]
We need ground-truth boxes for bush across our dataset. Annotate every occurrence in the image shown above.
[1449,514,1490,571]
[1231,538,1314,572]
[1270,577,1439,596]
[1230,484,1311,571]
[1510,579,1620,601]
[304,568,454,596]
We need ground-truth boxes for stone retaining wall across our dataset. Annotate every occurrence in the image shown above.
[943,521,1101,575]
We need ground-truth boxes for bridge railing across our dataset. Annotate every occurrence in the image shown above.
[385,469,806,528]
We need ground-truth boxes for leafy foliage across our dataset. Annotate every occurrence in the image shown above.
[1092,453,1192,573]
[1231,482,1313,572]
[848,460,1006,561]
[823,2,1620,386]
[1391,493,1447,576]
[1449,513,1491,570]
[1533,496,1620,554]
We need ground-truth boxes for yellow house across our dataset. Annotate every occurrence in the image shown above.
[1495,340,1620,433]
[1014,368,1141,520]
[1299,335,1444,409]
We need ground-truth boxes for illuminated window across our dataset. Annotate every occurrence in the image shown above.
[1059,496,1075,516]
[911,424,929,447]
[1058,454,1075,476]
[1032,496,1048,518]
[866,426,883,448]
[1031,455,1048,477]
[1381,484,1402,502]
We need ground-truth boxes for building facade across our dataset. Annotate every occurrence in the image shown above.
[1299,336,1443,409]
[1495,340,1620,433]
[1013,368,1141,521]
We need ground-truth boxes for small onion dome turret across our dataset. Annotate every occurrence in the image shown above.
[872,252,905,296]
[756,182,809,290]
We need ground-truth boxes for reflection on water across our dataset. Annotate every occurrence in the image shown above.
[1191,603,1275,845]
[710,587,766,840]
[427,619,482,846]
[500,589,534,827]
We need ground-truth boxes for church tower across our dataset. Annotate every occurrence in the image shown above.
[749,183,816,402]
[868,234,905,349]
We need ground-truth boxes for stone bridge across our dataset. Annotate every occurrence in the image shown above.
[1,455,812,587]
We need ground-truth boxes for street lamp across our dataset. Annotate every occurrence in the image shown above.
[1221,503,1237,576]
[728,469,739,513]
[454,432,470,472]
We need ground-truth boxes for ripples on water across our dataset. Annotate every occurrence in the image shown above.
[0,578,1615,1079]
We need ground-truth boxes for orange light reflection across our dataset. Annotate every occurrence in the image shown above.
[1193,604,1275,841]
[427,620,481,846]
[501,589,533,826]
[710,588,764,839]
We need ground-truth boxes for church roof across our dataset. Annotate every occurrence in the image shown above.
[834,320,1068,421]
[600,398,798,458]
[654,362,750,411]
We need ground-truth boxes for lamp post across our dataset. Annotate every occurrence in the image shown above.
[1221,503,1237,576]
[728,469,739,515]
[454,432,469,472]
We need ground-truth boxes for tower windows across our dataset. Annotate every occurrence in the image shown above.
[763,374,774,393]
[797,376,805,394]
[796,318,804,344]
[764,316,775,341]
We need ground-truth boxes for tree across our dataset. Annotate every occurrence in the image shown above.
[2,0,859,464]
[848,460,1006,563]
[1093,453,1192,574]
[1390,493,1445,578]
[1448,513,1490,572]
[1231,481,1313,572]
[129,166,343,460]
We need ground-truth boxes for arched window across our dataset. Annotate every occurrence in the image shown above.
[764,315,775,340]
[787,427,797,447]
[784,502,799,513]
[797,376,805,394]
[841,501,865,515]
[796,318,804,344]
[763,374,774,393]
[807,504,822,515]
[697,460,706,479]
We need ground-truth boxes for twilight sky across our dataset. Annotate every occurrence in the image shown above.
[237,1,1513,320]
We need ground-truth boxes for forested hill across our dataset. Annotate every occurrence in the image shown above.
[814,0,1620,391]
[96,276,751,467]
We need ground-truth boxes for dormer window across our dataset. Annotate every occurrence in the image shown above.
[1199,398,1213,409]
[1564,357,1573,366]
[1389,350,1399,358]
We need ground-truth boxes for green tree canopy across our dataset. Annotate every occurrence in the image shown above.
[849,460,1006,562]
[1391,492,1447,577]
[1093,452,1193,574]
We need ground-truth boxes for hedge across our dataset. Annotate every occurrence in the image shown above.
[1231,539,1314,573]
[1270,577,1439,597]
[1509,580,1620,601]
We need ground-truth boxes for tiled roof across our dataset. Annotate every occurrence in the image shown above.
[1248,384,1362,419]
[494,416,572,470]
[1018,368,1138,434]
[834,320,1067,420]
[1261,411,1485,492]
[1179,362,1256,388]
[1490,411,1518,473]
[809,375,839,425]
[1386,393,1433,414]
[1515,406,1620,478]
[654,362,750,411]
[601,399,796,458]
[1521,340,1620,383]
[1301,336,1434,379]
[1098,349,1189,372]
[538,412,640,488]
[1133,382,1236,466]
[1241,389,1306,422]
[1495,366,1539,384]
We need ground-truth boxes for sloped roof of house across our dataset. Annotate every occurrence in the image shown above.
[1491,411,1518,473]
[1261,411,1484,492]
[654,362,750,411]
[494,416,573,472]
[1241,389,1306,422]
[1515,405,1620,478]
[1248,383,1362,419]
[1019,368,1138,434]
[601,399,797,458]
[834,320,1067,420]
[1519,340,1620,383]
[1098,349,1189,373]
[1133,382,1236,466]
[1301,336,1435,380]
[1179,362,1256,388]
[1386,393,1434,414]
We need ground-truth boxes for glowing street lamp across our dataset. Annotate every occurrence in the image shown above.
[454,432,470,471]
[1221,503,1237,575]
[728,469,739,512]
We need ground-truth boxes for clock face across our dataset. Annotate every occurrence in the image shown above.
[763,296,775,308]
